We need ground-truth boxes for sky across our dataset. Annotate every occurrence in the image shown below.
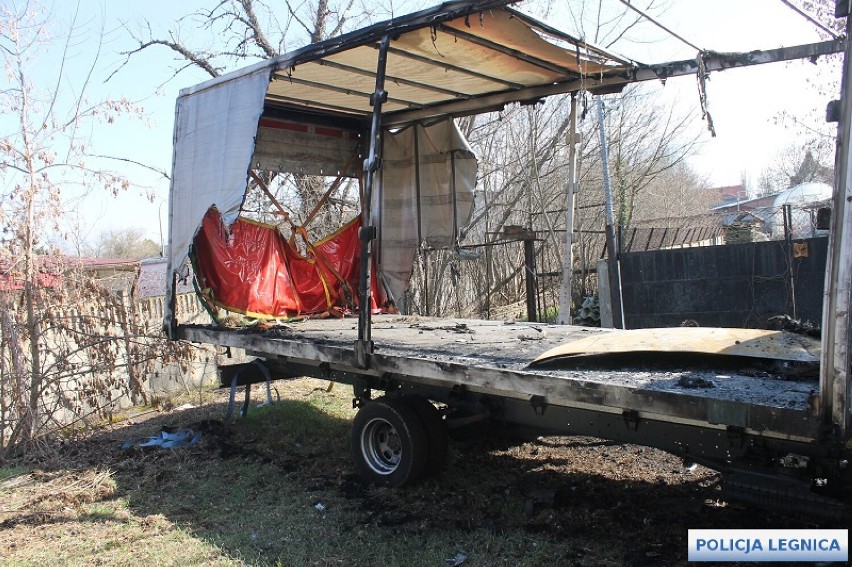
[553,0,841,189]
[5,0,842,252]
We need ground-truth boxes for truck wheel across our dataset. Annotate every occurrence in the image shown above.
[351,396,429,487]
[398,395,448,477]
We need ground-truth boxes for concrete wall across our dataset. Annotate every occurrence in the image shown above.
[137,293,224,395]
[1,291,228,444]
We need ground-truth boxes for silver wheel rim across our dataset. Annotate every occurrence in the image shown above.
[361,417,402,475]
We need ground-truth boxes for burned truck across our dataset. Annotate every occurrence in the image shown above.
[164,0,852,516]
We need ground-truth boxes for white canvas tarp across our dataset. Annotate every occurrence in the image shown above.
[376,120,477,305]
[167,68,271,282]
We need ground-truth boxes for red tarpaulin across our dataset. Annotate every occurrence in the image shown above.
[193,208,382,319]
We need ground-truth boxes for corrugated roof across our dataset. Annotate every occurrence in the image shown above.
[0,257,139,292]
[78,258,140,270]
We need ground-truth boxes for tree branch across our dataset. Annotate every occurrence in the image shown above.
[124,37,220,78]
[240,0,278,57]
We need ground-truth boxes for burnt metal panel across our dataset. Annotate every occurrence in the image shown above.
[620,237,828,329]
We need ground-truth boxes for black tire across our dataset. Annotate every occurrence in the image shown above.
[397,395,448,477]
[351,396,429,487]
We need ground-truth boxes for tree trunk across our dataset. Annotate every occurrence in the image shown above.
[1,305,30,455]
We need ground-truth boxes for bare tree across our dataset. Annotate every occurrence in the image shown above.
[121,0,376,81]
[758,143,836,196]
[633,161,712,224]
[597,86,703,232]
[764,0,841,194]
[0,3,192,459]
[94,228,162,260]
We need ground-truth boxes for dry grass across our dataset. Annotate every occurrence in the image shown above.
[0,378,834,566]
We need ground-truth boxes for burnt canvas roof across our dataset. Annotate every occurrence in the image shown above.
[180,0,635,127]
[178,0,843,128]
[265,5,633,124]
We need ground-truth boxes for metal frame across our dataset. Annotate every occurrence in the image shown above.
[355,35,391,369]
[385,39,844,126]
[164,2,844,341]
[821,4,852,445]
[180,323,823,443]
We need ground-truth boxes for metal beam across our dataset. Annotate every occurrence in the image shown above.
[265,93,369,117]
[641,39,844,80]
[597,96,625,329]
[384,39,844,126]
[820,19,852,442]
[556,93,578,325]
[385,45,524,90]
[439,24,583,77]
[271,72,424,109]
[355,35,391,369]
[317,59,470,99]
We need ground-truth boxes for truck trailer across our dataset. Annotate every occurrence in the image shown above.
[164,0,852,517]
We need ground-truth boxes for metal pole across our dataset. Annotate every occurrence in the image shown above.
[164,183,178,338]
[783,204,798,319]
[356,34,390,369]
[819,1,852,439]
[596,96,624,328]
[414,125,425,317]
[524,230,538,322]
[414,126,423,245]
[557,93,579,324]
[484,189,492,319]
[424,249,430,316]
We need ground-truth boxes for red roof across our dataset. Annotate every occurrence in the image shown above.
[77,257,140,270]
[0,257,139,292]
[711,185,748,203]
[0,272,64,291]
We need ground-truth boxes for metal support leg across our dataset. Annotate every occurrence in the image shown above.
[241,383,252,418]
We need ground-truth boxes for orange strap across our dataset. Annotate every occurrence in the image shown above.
[302,152,359,230]
[250,171,293,226]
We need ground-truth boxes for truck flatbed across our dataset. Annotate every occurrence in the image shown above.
[179,316,820,442]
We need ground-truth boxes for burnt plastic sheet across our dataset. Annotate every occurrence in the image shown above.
[193,208,380,318]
